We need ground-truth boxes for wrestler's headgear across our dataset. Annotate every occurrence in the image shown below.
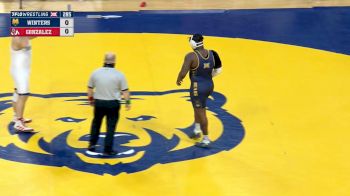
[189,34,204,49]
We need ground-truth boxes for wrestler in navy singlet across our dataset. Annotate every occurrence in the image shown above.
[189,50,215,108]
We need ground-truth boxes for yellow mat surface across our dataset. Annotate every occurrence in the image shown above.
[0,34,349,195]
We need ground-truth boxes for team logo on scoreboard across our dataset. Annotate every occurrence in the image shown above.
[11,18,19,26]
[0,90,244,175]
[10,28,20,36]
[50,12,58,17]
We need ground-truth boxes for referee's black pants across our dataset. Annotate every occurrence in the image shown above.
[89,99,120,153]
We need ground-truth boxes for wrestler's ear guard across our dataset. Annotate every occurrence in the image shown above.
[189,35,203,49]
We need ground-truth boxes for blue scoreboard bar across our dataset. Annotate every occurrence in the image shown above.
[10,11,74,37]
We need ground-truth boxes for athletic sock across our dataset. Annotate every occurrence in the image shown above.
[193,123,201,134]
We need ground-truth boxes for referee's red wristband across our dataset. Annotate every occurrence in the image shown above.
[88,96,94,102]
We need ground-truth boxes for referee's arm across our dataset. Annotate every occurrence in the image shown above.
[87,73,95,106]
[120,74,131,111]
[121,89,130,110]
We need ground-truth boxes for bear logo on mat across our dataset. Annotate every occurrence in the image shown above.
[0,90,244,175]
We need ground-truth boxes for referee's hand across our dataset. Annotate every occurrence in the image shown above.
[88,96,94,106]
[125,103,131,111]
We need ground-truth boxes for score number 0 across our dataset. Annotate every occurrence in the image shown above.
[60,18,74,36]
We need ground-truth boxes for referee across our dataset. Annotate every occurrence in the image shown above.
[86,52,131,156]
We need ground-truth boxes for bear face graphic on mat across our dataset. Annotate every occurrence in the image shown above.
[0,90,244,175]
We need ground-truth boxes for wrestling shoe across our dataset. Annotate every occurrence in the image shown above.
[195,139,211,148]
[13,120,34,133]
[12,117,32,124]
[190,132,201,139]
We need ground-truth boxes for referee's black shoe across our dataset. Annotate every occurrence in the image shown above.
[86,145,101,156]
[103,150,118,156]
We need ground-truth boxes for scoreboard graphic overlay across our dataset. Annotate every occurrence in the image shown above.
[10,11,74,36]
